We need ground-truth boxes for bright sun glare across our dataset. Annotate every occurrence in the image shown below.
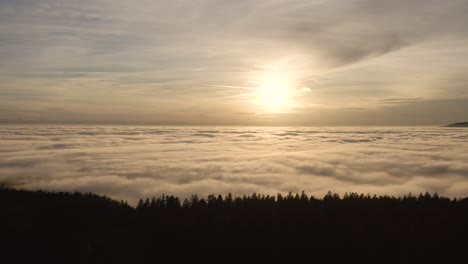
[255,74,294,111]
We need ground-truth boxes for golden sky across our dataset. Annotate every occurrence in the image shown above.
[1,0,468,125]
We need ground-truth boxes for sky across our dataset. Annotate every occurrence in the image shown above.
[1,0,468,125]
[1,125,467,204]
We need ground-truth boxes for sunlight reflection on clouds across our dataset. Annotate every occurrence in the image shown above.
[0,125,467,204]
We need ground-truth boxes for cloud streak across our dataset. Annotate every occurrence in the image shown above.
[1,125,467,204]
[1,1,468,124]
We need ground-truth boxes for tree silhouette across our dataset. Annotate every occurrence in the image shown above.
[1,187,467,262]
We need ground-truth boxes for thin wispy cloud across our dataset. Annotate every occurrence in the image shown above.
[1,0,468,124]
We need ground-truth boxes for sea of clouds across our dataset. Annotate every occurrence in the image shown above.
[1,125,467,204]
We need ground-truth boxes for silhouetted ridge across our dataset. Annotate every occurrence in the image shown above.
[446,122,468,127]
[1,188,467,262]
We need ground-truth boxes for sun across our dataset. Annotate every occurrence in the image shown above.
[255,74,294,111]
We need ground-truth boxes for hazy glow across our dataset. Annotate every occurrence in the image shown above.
[254,73,295,112]
[0,0,468,125]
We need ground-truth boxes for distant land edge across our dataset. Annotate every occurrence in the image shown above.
[446,122,468,127]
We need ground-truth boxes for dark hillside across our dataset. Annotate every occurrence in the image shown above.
[446,122,468,127]
[1,188,467,262]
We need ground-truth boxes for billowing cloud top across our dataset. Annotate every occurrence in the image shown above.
[1,0,468,125]
[1,125,467,204]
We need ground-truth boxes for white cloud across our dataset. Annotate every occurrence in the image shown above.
[1,125,467,204]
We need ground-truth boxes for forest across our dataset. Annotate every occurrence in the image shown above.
[1,187,467,262]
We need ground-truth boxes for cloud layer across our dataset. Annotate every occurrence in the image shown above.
[1,125,467,204]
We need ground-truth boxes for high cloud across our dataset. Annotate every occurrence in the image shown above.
[1,1,468,125]
[1,125,467,204]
